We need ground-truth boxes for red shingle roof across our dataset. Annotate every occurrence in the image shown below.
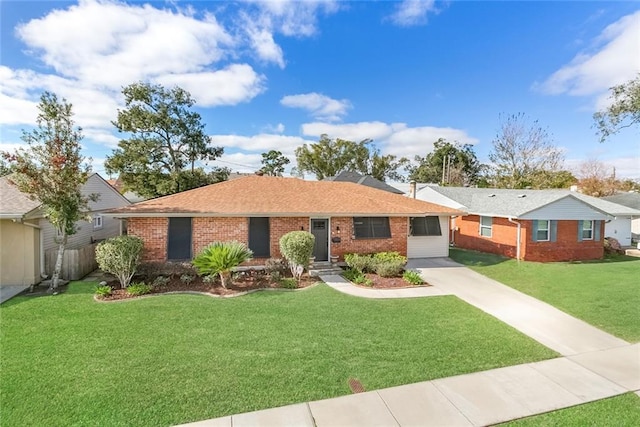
[108,176,462,217]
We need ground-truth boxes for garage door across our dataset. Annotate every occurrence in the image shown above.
[407,216,449,258]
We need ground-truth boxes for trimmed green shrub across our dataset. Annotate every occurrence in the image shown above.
[94,285,112,298]
[192,241,253,289]
[373,251,407,264]
[95,236,144,288]
[375,261,405,277]
[180,274,195,284]
[342,268,373,286]
[279,231,315,281]
[279,278,298,289]
[126,282,152,296]
[403,270,424,285]
[344,253,374,273]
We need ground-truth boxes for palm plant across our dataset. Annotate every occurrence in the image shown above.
[192,241,253,288]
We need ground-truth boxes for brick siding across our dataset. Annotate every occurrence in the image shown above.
[127,216,409,263]
[453,215,603,262]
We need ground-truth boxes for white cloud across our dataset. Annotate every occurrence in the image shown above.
[241,14,286,68]
[537,10,640,102]
[281,93,351,121]
[252,0,340,37]
[155,65,266,107]
[209,133,315,155]
[212,152,264,173]
[301,120,478,159]
[263,123,286,133]
[388,0,437,27]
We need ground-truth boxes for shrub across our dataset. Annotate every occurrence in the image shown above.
[279,231,315,281]
[94,285,112,298]
[152,276,170,287]
[342,268,373,286]
[403,270,424,285]
[126,282,152,296]
[192,241,253,288]
[604,237,624,255]
[95,236,144,288]
[180,274,195,284]
[279,278,298,289]
[373,252,407,264]
[375,261,405,277]
[202,274,217,284]
[265,258,288,275]
[344,253,374,273]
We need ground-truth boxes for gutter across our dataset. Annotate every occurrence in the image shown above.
[507,217,522,262]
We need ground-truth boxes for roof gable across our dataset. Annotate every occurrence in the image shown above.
[0,176,41,218]
[107,176,462,217]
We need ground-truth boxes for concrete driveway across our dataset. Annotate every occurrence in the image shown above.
[406,257,629,356]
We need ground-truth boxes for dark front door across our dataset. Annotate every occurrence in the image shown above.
[249,217,270,257]
[311,219,329,261]
[167,217,192,260]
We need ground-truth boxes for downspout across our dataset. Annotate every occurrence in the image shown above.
[507,217,521,262]
[450,216,457,246]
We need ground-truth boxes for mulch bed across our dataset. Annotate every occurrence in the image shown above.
[351,273,431,289]
[98,271,317,301]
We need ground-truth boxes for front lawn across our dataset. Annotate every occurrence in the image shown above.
[500,393,640,426]
[1,282,556,426]
[450,248,640,342]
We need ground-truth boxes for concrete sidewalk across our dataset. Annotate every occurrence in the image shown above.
[178,344,639,427]
[0,285,29,304]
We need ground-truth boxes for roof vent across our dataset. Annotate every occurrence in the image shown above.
[517,194,527,198]
[488,194,496,197]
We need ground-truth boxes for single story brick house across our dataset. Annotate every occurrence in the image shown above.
[408,186,640,262]
[105,175,462,263]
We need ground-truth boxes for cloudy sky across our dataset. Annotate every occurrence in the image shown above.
[1,0,638,179]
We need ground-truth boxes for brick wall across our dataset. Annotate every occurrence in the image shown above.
[523,220,604,262]
[329,217,408,260]
[128,215,409,263]
[128,217,168,262]
[453,215,604,262]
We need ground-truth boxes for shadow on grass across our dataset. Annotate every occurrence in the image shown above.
[568,253,640,265]
[449,248,511,267]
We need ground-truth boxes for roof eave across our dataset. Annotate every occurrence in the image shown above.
[103,210,463,218]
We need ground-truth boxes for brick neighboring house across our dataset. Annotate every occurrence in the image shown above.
[409,186,640,262]
[105,175,462,263]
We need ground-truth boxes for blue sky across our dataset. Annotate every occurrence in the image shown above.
[1,0,638,179]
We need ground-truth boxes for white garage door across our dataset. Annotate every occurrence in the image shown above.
[407,216,450,258]
[605,217,632,246]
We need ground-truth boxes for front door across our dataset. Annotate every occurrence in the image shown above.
[311,219,329,261]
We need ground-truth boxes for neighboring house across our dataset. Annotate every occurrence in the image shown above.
[408,186,640,262]
[107,177,146,203]
[105,175,462,263]
[603,192,640,244]
[0,174,131,285]
[324,171,404,194]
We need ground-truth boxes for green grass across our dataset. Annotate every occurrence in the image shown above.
[450,248,640,342]
[500,393,640,426]
[1,282,556,426]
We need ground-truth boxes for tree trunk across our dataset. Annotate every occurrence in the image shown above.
[219,271,230,289]
[51,239,66,293]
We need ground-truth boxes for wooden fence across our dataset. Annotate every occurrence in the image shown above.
[45,243,98,280]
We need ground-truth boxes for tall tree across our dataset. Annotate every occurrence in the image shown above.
[294,134,406,181]
[407,138,482,185]
[577,158,620,197]
[2,92,94,292]
[489,113,564,189]
[594,74,640,142]
[0,158,13,177]
[260,150,290,176]
[105,82,225,198]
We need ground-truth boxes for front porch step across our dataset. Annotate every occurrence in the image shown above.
[308,262,344,277]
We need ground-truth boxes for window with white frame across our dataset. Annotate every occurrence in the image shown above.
[582,220,594,240]
[536,220,550,241]
[479,216,492,237]
[93,214,103,230]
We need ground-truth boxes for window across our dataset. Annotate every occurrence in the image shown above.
[410,217,442,236]
[93,214,103,230]
[353,217,391,239]
[582,220,594,240]
[248,217,270,257]
[479,216,492,237]
[536,220,550,241]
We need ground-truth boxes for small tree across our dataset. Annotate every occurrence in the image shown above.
[95,236,144,288]
[260,150,290,176]
[192,241,253,288]
[279,231,315,282]
[2,92,94,292]
[594,74,640,142]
